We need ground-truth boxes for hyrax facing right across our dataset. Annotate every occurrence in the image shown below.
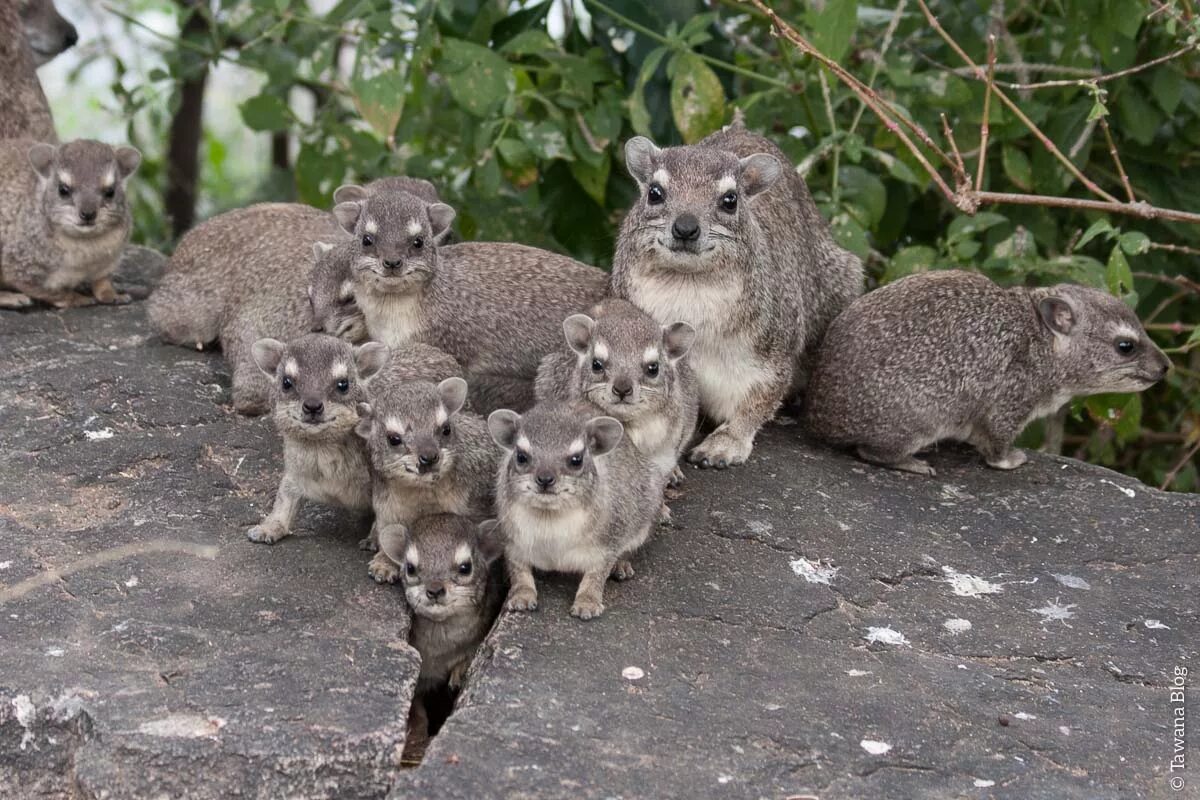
[0,138,141,308]
[357,376,498,584]
[378,515,503,693]
[535,298,699,485]
[1,0,58,141]
[18,0,77,66]
[610,121,863,469]
[805,270,1171,476]
[488,401,666,620]
[247,334,388,544]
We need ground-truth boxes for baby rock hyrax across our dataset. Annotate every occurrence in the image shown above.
[247,334,388,544]
[805,270,1171,476]
[0,139,140,308]
[489,401,666,620]
[535,298,699,485]
[610,121,863,469]
[378,515,503,692]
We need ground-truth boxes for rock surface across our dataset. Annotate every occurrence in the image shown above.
[2,297,1197,799]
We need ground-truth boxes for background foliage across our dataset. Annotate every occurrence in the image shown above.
[83,0,1200,489]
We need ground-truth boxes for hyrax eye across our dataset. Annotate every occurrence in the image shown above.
[720,191,737,212]
[458,561,472,576]
[1115,339,1137,356]
[103,186,116,200]
[515,450,529,465]
[387,433,403,447]
[335,378,350,394]
[412,236,424,250]
[647,183,665,205]
[362,234,375,248]
[281,376,294,391]
[405,561,417,577]
[568,453,583,468]
[441,423,452,437]
[58,183,72,198]
[591,359,605,373]
[645,362,660,377]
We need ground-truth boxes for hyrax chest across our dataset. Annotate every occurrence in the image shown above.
[374,475,472,527]
[285,438,371,509]
[505,503,608,573]
[45,226,127,289]
[358,290,427,349]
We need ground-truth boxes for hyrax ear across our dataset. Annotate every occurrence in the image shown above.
[738,153,782,197]
[1037,296,1076,336]
[624,137,660,184]
[332,184,367,205]
[28,143,56,179]
[475,519,504,565]
[377,524,410,565]
[427,203,456,240]
[487,409,521,450]
[312,241,336,261]
[250,338,287,377]
[663,321,696,361]
[354,402,373,438]
[115,146,142,179]
[562,314,596,355]
[438,377,468,416]
[585,416,624,457]
[353,341,389,380]
[332,201,362,234]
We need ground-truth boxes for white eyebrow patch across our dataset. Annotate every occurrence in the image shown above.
[363,219,379,235]
[1114,323,1141,340]
[406,219,422,236]
[57,171,72,186]
[435,405,448,426]
[651,168,670,187]
[643,346,660,364]
[405,546,420,568]
[385,416,407,434]
[717,175,736,193]
[103,167,116,187]
[283,358,299,376]
[338,280,355,300]
[568,438,586,455]
[331,362,349,379]
[453,543,472,564]
[593,342,609,362]
[515,435,532,452]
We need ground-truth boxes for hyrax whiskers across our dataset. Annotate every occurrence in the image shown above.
[246,334,388,544]
[357,376,498,583]
[610,121,863,469]
[488,401,666,620]
[378,515,503,693]
[535,298,699,487]
[805,270,1172,475]
[0,138,140,308]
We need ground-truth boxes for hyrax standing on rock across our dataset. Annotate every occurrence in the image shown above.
[610,121,863,469]
[357,376,497,583]
[805,270,1171,476]
[247,334,388,544]
[332,190,608,411]
[489,401,666,620]
[378,516,503,692]
[535,298,699,485]
[0,139,141,308]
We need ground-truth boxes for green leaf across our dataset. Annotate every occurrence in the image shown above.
[1085,393,1142,444]
[497,138,535,170]
[1116,89,1162,146]
[829,212,870,258]
[440,38,513,118]
[947,211,1008,239]
[809,0,859,63]
[1151,67,1184,114]
[628,47,668,138]
[1106,244,1138,307]
[669,54,726,143]
[1118,231,1150,256]
[1077,218,1115,250]
[570,152,611,206]
[239,93,291,131]
[351,72,405,140]
[1002,145,1033,191]
[838,166,887,226]
[518,120,573,161]
[499,29,557,56]
[882,245,938,283]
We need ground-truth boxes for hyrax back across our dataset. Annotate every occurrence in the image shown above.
[0,138,140,308]
[245,333,388,544]
[488,400,665,619]
[332,191,608,411]
[535,298,699,483]
[805,270,1171,475]
[378,515,503,692]
[610,123,863,469]
[0,0,57,141]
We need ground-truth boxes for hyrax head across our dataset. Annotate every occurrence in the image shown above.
[622,136,781,270]
[18,0,78,65]
[357,377,470,483]
[29,140,140,237]
[1033,284,1171,394]
[331,191,456,295]
[378,515,502,622]
[252,333,388,439]
[308,240,366,342]
[488,402,623,510]
[561,301,695,423]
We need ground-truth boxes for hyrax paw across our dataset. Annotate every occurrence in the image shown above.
[505,587,538,612]
[570,596,605,620]
[358,535,379,552]
[246,521,290,544]
[610,560,635,581]
[448,663,468,691]
[657,502,673,526]
[51,292,96,309]
[687,430,753,470]
[987,449,1028,471]
[668,465,685,487]
[0,291,34,309]
[102,292,133,305]
[368,553,401,584]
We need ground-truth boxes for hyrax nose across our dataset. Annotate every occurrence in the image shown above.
[418,450,440,468]
[78,209,97,224]
[535,472,556,490]
[671,213,701,242]
[302,399,324,416]
[426,581,446,601]
[612,377,634,400]
[382,258,403,270]
[64,27,79,49]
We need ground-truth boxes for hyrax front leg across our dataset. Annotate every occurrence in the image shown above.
[571,560,616,620]
[970,420,1028,471]
[505,559,539,612]
[91,276,132,305]
[856,445,936,477]
[247,477,304,543]
[0,291,34,309]
[689,375,786,469]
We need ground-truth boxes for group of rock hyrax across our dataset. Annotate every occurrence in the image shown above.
[1,0,1172,699]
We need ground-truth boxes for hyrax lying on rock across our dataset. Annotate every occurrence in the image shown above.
[247,334,388,544]
[358,376,497,583]
[378,515,503,692]
[332,190,608,411]
[489,401,666,620]
[535,298,699,486]
[18,0,77,66]
[610,123,863,469]
[0,0,57,141]
[0,139,140,308]
[805,270,1171,476]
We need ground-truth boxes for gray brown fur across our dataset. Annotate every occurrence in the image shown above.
[245,334,388,544]
[805,270,1171,475]
[609,122,863,469]
[333,176,441,206]
[489,400,666,620]
[0,0,57,141]
[535,298,699,484]
[19,0,76,66]
[332,191,608,412]
[358,376,498,583]
[378,515,503,692]
[0,138,140,308]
